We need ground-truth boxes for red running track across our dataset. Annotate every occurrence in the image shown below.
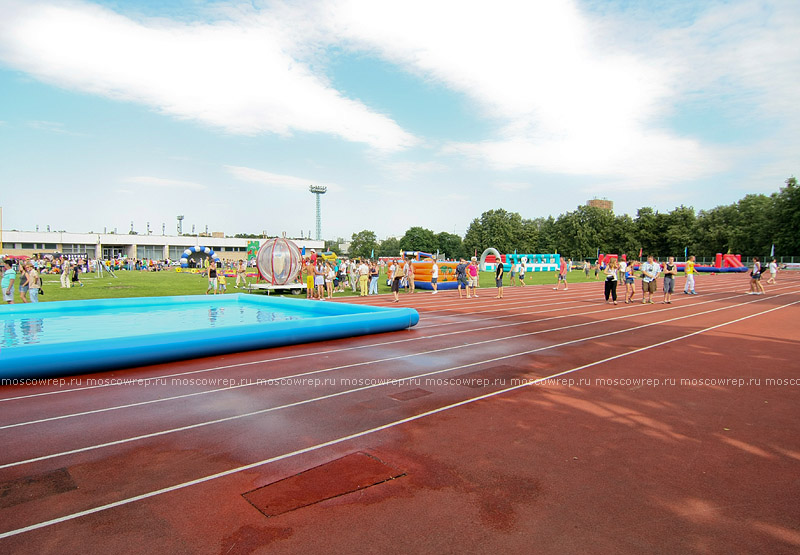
[1,272,799,554]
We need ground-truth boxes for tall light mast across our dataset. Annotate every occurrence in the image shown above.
[309,185,327,241]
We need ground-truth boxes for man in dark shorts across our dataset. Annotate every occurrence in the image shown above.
[456,258,469,299]
[495,261,504,298]
[662,256,676,303]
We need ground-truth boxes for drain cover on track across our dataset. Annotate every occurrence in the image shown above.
[389,388,433,401]
[0,468,77,509]
[243,452,405,517]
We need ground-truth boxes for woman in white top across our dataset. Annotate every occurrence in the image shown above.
[603,258,619,305]
[749,257,766,295]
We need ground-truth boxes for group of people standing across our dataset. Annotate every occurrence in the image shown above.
[455,258,481,299]
[303,257,383,300]
[599,255,695,306]
[597,254,779,305]
[0,257,89,304]
[2,259,43,304]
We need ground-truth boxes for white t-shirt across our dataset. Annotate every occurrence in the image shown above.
[641,261,660,282]
[431,262,439,279]
[769,262,777,273]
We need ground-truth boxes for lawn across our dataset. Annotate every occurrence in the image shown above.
[21,268,603,303]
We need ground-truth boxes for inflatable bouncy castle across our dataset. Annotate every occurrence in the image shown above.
[412,260,461,290]
[479,248,560,272]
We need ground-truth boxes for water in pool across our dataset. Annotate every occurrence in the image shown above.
[1,304,307,348]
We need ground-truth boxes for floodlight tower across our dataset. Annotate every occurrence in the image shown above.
[177,215,184,235]
[309,185,327,240]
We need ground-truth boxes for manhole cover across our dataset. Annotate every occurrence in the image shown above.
[390,388,433,401]
[243,452,405,517]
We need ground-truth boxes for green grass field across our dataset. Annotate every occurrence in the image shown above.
[19,268,609,304]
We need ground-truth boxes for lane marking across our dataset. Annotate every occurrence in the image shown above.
[1,292,794,469]
[1,297,795,540]
[1,285,789,429]
[0,278,782,406]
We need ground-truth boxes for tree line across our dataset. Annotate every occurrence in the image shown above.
[347,176,798,260]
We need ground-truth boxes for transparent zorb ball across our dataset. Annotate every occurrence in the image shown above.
[256,238,303,285]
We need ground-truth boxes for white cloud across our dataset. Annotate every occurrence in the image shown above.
[122,176,207,190]
[225,165,343,192]
[1,0,796,225]
[314,0,798,183]
[0,0,416,151]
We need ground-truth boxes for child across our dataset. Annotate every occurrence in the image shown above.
[217,272,227,294]
[624,262,636,304]
[72,262,84,287]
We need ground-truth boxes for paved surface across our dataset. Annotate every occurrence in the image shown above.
[1,272,799,554]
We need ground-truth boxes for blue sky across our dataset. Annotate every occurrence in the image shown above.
[0,0,797,241]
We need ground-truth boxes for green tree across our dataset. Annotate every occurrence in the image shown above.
[399,227,438,254]
[553,205,615,259]
[349,230,378,259]
[694,204,737,256]
[463,209,524,255]
[377,236,401,257]
[517,219,540,254]
[663,205,696,256]
[773,176,800,254]
[609,214,639,259]
[534,216,558,253]
[728,194,774,255]
[436,232,465,259]
[635,207,668,257]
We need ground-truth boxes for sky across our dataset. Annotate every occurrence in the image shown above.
[0,0,798,241]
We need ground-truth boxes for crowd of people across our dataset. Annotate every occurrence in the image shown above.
[586,254,780,306]
[0,252,785,305]
[1,256,89,304]
[300,255,388,301]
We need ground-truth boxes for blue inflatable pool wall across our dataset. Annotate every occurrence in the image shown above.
[0,295,419,378]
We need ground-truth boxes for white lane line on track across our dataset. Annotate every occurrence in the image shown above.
[0,277,751,405]
[0,278,777,404]
[1,285,789,429]
[348,273,771,314]
[414,281,747,328]
[1,291,793,469]
[1,297,796,541]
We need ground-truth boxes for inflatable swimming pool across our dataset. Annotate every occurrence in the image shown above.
[0,294,419,378]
